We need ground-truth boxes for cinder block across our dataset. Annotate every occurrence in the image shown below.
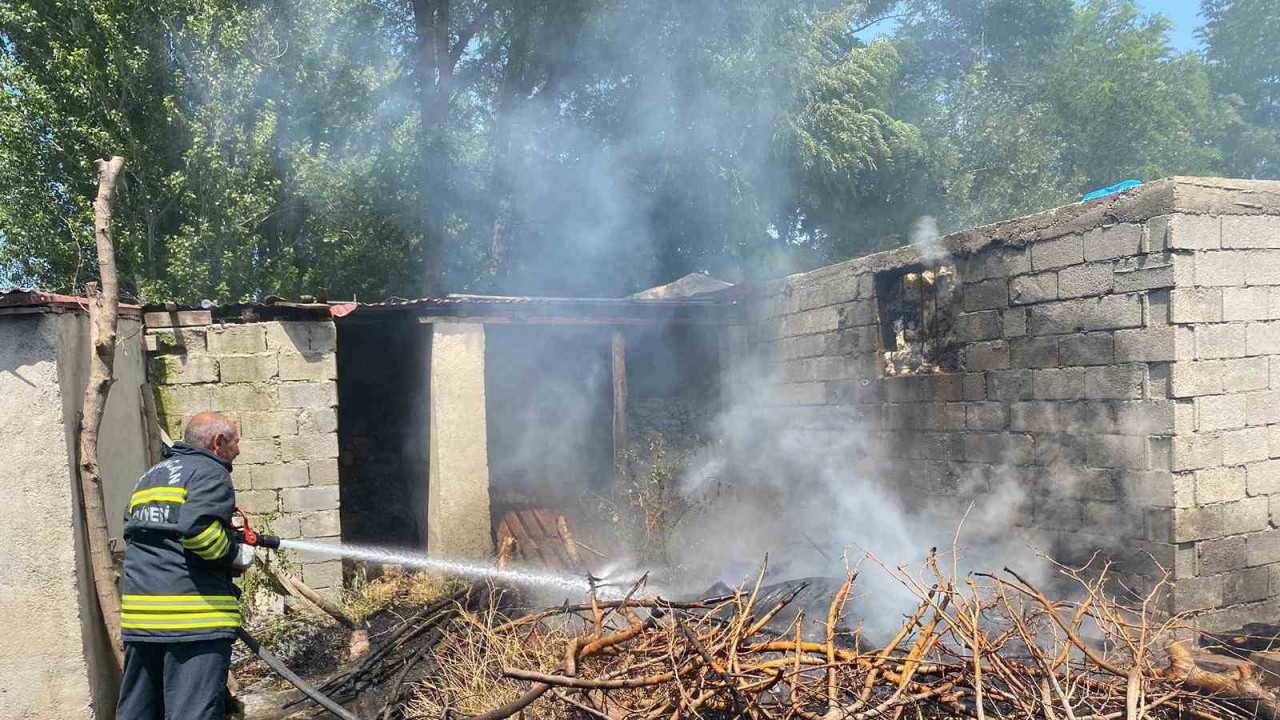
[1114,254,1176,292]
[1247,459,1280,495]
[1010,336,1059,368]
[779,307,840,337]
[146,328,208,355]
[1175,400,1197,434]
[280,485,340,513]
[1246,391,1280,427]
[272,514,302,540]
[1247,531,1280,567]
[987,370,1033,401]
[1084,501,1125,529]
[1225,565,1272,605]
[1224,427,1271,464]
[1085,364,1145,399]
[210,384,277,412]
[298,407,338,435]
[1031,235,1084,271]
[1223,215,1280,249]
[1197,394,1247,432]
[1087,434,1147,469]
[236,439,278,465]
[1247,321,1280,356]
[301,560,343,590]
[218,354,279,384]
[1009,272,1057,305]
[300,510,341,538]
[1150,436,1173,470]
[1084,224,1142,261]
[278,381,337,409]
[279,433,339,461]
[238,411,299,439]
[1172,505,1224,542]
[1200,536,1247,575]
[1172,434,1222,471]
[1058,262,1115,299]
[1224,287,1273,322]
[263,321,313,353]
[1033,368,1087,400]
[1003,308,1028,337]
[308,459,340,486]
[1170,361,1225,398]
[144,310,213,328]
[1195,251,1251,287]
[963,341,1010,371]
[1034,433,1088,465]
[962,373,987,401]
[149,355,219,385]
[1115,399,1175,435]
[838,301,876,327]
[235,489,279,514]
[963,279,1009,312]
[1169,289,1222,324]
[963,432,1035,465]
[1171,575,1223,613]
[1114,327,1190,363]
[1167,214,1221,250]
[1196,465,1246,504]
[1059,333,1113,366]
[231,467,251,491]
[965,403,1008,430]
[1224,357,1270,392]
[1148,359,1171,398]
[207,324,268,354]
[1197,324,1248,360]
[310,323,338,353]
[1028,295,1142,335]
[779,334,825,360]
[1246,250,1280,285]
[955,311,1002,342]
[1145,216,1172,253]
[251,462,310,489]
[1121,470,1175,507]
[961,246,1031,281]
[1272,425,1280,458]
[278,352,338,381]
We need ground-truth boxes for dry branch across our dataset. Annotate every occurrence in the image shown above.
[79,155,127,669]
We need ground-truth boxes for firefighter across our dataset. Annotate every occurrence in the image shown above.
[116,411,256,720]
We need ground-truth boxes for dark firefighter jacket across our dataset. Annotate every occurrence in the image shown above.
[120,443,241,642]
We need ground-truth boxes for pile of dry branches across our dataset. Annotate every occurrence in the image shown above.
[402,553,1280,720]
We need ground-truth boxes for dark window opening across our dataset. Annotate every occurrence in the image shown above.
[875,265,960,376]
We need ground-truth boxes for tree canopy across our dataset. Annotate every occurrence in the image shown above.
[0,0,1277,302]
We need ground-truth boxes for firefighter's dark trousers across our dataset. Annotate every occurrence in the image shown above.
[116,639,233,720]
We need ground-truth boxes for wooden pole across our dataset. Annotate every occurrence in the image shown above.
[611,330,628,487]
[79,155,127,669]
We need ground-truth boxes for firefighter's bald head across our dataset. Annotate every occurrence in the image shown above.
[184,412,241,463]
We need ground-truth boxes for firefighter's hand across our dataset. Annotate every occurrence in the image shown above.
[230,542,257,571]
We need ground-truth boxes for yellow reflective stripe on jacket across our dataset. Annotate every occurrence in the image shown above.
[120,593,241,631]
[121,612,241,630]
[129,487,187,510]
[121,594,239,612]
[181,522,230,560]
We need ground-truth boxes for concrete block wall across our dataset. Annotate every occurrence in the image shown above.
[146,316,342,590]
[740,177,1280,628]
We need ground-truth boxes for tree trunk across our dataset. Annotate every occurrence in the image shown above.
[411,0,450,298]
[80,155,128,669]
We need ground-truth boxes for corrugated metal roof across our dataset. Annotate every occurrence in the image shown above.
[0,288,143,313]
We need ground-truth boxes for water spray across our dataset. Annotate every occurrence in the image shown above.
[278,538,600,596]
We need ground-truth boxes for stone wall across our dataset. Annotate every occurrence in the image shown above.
[741,177,1280,629]
[146,315,342,590]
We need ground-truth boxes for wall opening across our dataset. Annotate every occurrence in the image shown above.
[875,264,960,376]
[336,316,431,548]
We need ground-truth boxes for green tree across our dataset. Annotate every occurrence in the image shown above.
[1201,0,1280,178]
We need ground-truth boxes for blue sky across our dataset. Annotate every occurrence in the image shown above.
[1140,0,1204,52]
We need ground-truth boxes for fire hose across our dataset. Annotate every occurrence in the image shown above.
[124,509,364,719]
[231,508,365,720]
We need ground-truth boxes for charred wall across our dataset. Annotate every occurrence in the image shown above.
[739,177,1280,632]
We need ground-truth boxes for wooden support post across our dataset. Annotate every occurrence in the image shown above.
[612,330,628,486]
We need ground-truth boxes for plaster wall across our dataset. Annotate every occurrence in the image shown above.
[428,323,493,558]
